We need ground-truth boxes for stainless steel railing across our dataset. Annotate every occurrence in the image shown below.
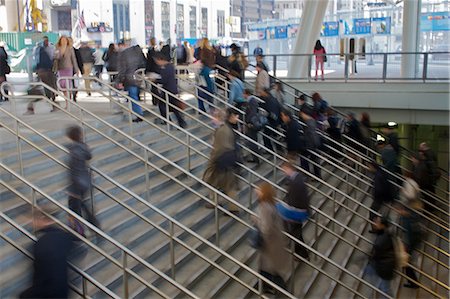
[1,81,400,298]
[0,163,198,299]
[244,52,450,82]
[0,211,120,299]
[48,78,450,296]
[0,94,298,298]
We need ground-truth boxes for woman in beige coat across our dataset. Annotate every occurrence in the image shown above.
[254,182,290,293]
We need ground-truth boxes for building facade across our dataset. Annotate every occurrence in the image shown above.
[231,0,275,38]
[1,0,231,47]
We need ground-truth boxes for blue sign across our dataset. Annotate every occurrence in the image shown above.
[321,21,339,37]
[275,26,288,39]
[421,12,450,31]
[372,17,391,34]
[353,18,371,34]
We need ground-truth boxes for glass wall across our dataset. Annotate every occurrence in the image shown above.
[201,7,208,37]
[177,4,184,39]
[189,6,197,38]
[144,0,154,44]
[161,1,170,41]
[113,0,131,42]
[217,10,225,37]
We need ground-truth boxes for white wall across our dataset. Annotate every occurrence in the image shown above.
[130,0,146,45]
[0,0,22,32]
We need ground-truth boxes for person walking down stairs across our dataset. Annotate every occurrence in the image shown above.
[66,125,99,236]
[203,108,242,215]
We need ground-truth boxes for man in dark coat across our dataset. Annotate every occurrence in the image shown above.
[281,162,310,259]
[260,88,282,154]
[368,161,394,232]
[145,37,160,106]
[365,216,395,298]
[20,210,76,299]
[280,108,302,160]
[299,105,322,179]
[244,89,261,164]
[154,53,186,128]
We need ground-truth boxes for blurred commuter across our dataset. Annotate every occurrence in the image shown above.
[145,38,161,106]
[184,41,194,64]
[260,88,282,154]
[160,39,172,62]
[103,43,119,80]
[253,44,263,56]
[313,40,326,81]
[381,124,400,156]
[154,53,187,128]
[244,89,264,164]
[412,146,439,212]
[203,108,241,214]
[368,161,395,233]
[256,54,270,73]
[214,45,229,93]
[293,94,306,112]
[0,42,9,102]
[311,92,328,125]
[33,36,56,102]
[228,43,248,80]
[198,38,216,95]
[255,62,270,96]
[93,44,104,79]
[227,70,245,109]
[19,209,76,299]
[115,39,146,123]
[326,108,343,157]
[280,108,302,161]
[69,37,83,103]
[281,162,310,259]
[377,139,400,177]
[397,184,423,289]
[55,36,80,108]
[300,106,322,179]
[66,125,98,232]
[271,82,285,105]
[79,42,94,96]
[419,142,441,197]
[175,40,187,65]
[360,112,373,155]
[345,112,364,155]
[364,216,395,298]
[253,182,289,293]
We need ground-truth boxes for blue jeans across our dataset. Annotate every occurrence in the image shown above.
[364,263,392,299]
[128,85,143,116]
[200,66,215,94]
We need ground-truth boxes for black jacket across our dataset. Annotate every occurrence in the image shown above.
[103,50,119,72]
[116,45,146,87]
[79,47,94,64]
[373,165,394,204]
[260,93,281,127]
[145,46,159,74]
[284,172,310,215]
[22,226,75,298]
[371,229,396,280]
[0,47,9,76]
[284,119,302,153]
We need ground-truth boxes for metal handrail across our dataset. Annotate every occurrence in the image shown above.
[0,212,121,299]
[3,83,446,298]
[50,76,450,242]
[0,169,197,299]
[0,91,300,297]
[213,64,450,219]
[0,83,398,298]
[0,112,390,299]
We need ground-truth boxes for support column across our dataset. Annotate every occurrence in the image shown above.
[288,0,329,78]
[401,0,421,78]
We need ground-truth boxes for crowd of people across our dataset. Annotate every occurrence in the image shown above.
[3,35,443,297]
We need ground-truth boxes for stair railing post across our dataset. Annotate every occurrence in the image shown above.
[82,276,87,298]
[122,250,129,299]
[14,118,24,176]
[144,150,150,201]
[273,55,277,78]
[186,134,191,171]
[169,221,176,279]
[165,91,170,132]
[289,240,296,292]
[314,210,319,258]
[273,154,277,183]
[214,192,220,246]
[248,172,253,208]
[332,190,336,231]
[90,169,95,218]
[307,54,312,82]
[31,189,37,234]
[127,94,133,137]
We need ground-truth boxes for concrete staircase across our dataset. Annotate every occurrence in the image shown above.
[1,90,448,298]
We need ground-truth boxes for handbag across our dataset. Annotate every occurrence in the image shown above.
[249,227,264,249]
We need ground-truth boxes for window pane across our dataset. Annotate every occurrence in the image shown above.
[177,4,184,39]
[190,6,196,38]
[201,7,208,37]
[217,10,225,37]
[161,1,170,40]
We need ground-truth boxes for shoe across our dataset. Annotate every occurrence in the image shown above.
[23,109,35,115]
[87,92,92,96]
[403,283,419,289]
[132,117,143,123]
